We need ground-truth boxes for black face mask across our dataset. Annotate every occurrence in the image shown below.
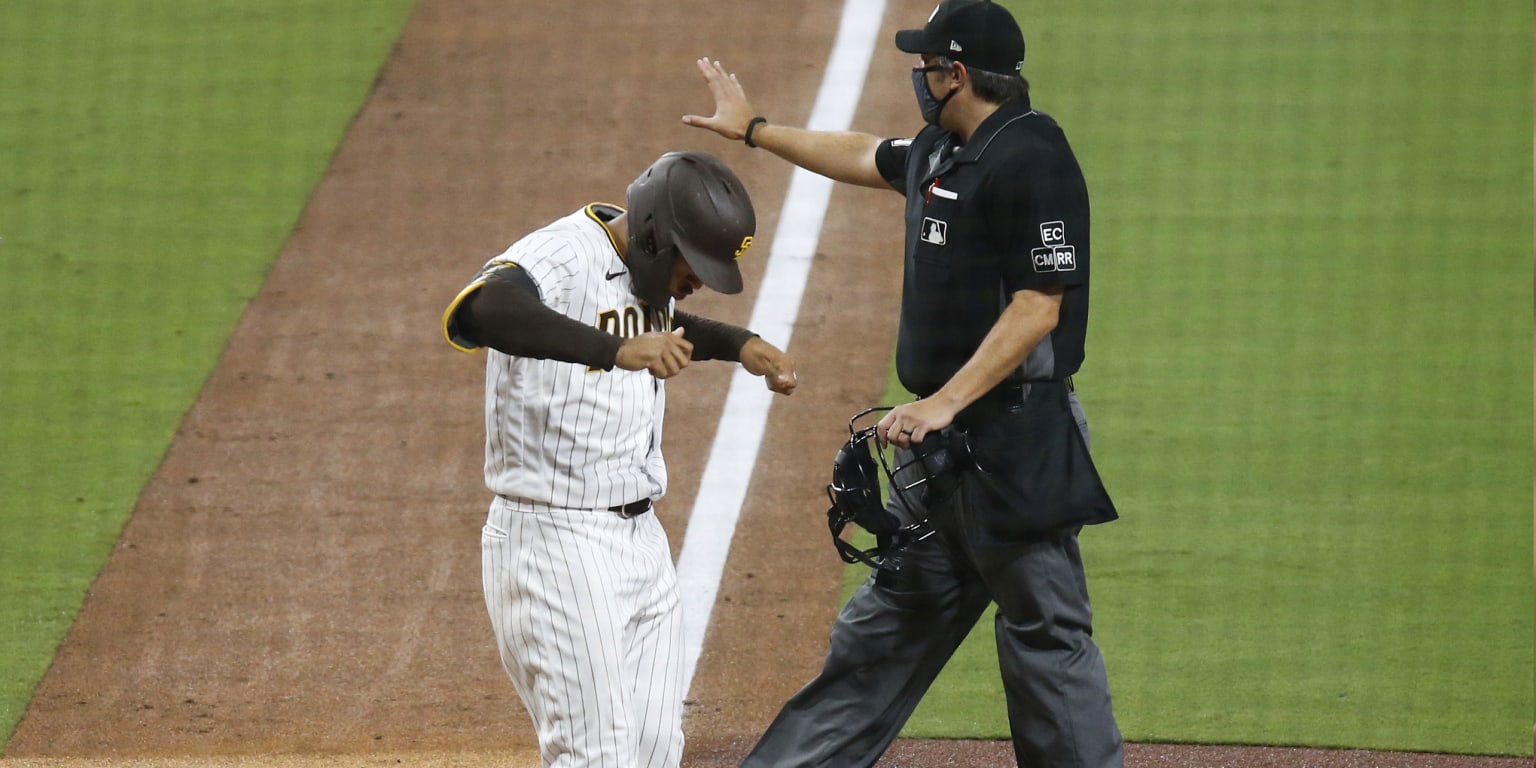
[911,66,956,126]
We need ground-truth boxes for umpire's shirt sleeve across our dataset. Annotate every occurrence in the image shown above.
[874,137,913,193]
[987,120,1093,380]
[988,141,1090,293]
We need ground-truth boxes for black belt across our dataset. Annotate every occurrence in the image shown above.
[977,383,1026,407]
[973,376,1072,404]
[497,495,652,518]
[956,377,1075,427]
[610,499,652,518]
[933,376,1075,407]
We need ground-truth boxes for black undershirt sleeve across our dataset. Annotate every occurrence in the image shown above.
[673,309,756,362]
[453,266,623,370]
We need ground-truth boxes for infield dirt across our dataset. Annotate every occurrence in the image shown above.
[1,1,1525,767]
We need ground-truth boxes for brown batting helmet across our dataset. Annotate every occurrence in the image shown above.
[625,151,756,307]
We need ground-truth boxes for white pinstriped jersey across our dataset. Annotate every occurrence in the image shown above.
[443,204,672,509]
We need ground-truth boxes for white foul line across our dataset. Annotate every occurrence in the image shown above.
[675,0,888,694]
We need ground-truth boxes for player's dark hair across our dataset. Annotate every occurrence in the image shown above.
[936,55,1030,105]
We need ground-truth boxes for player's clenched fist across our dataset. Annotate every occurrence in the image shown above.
[739,336,798,395]
[615,327,694,379]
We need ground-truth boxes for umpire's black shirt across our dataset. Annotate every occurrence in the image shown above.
[875,97,1091,399]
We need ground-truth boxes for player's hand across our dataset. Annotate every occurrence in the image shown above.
[681,58,758,141]
[738,336,798,395]
[615,328,693,379]
[877,399,956,449]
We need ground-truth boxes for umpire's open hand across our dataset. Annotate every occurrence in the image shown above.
[616,327,693,379]
[681,58,757,141]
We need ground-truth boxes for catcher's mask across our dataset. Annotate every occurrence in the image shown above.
[625,151,755,308]
[825,407,967,571]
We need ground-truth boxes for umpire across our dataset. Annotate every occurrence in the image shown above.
[685,1,1123,765]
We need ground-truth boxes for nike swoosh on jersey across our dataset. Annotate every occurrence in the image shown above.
[606,270,626,280]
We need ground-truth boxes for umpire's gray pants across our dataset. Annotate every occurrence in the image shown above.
[740,393,1122,768]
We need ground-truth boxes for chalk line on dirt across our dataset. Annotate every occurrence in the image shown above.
[674,0,887,694]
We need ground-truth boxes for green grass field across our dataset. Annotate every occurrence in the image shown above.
[0,0,1530,759]
[870,0,1534,756]
[0,0,417,743]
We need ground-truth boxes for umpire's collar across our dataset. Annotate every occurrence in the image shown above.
[951,96,1037,165]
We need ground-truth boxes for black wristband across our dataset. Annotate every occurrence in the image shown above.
[744,116,767,148]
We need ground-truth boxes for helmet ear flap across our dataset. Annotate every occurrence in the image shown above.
[626,220,674,307]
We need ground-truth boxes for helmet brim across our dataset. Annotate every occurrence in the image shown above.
[677,242,744,295]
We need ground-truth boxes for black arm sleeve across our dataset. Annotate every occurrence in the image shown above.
[454,266,623,370]
[673,309,756,362]
[874,137,913,193]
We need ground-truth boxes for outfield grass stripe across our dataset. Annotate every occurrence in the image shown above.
[0,0,417,744]
[882,0,1533,756]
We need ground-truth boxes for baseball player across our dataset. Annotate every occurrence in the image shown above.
[686,1,1122,766]
[441,151,796,768]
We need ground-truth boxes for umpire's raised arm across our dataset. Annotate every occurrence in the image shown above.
[683,58,888,189]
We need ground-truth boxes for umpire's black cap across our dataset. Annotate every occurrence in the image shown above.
[895,0,1025,76]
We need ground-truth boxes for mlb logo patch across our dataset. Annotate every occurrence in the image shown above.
[921,217,947,245]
